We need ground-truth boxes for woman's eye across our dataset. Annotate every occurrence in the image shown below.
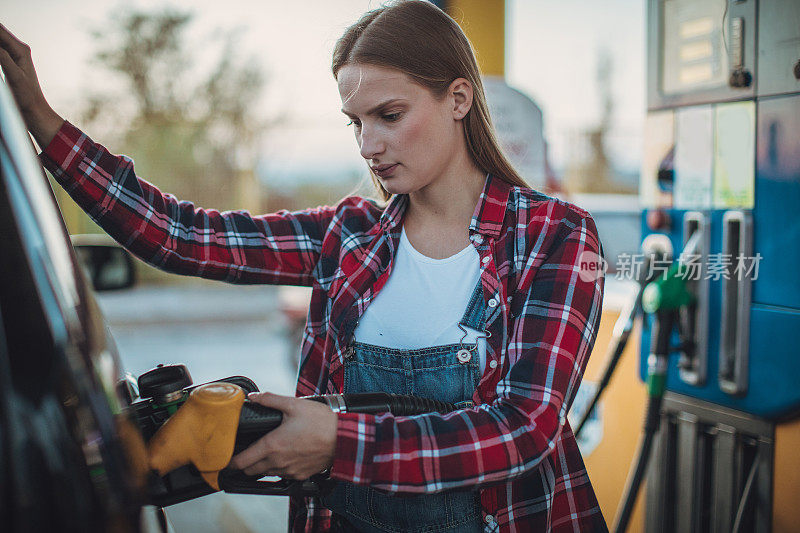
[383,113,401,121]
[346,120,361,128]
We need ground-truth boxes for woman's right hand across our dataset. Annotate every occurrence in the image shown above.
[0,23,64,150]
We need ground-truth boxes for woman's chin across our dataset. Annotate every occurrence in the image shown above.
[375,170,426,197]
[378,178,408,196]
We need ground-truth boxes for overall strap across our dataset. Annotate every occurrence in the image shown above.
[458,279,487,331]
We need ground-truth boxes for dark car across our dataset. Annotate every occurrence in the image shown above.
[0,78,158,531]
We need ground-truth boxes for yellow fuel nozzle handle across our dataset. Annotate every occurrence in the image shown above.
[147,382,245,490]
[145,385,459,501]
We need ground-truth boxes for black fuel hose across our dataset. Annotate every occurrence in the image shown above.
[574,290,642,439]
[236,392,456,450]
[611,393,662,533]
[612,310,674,533]
[319,392,456,416]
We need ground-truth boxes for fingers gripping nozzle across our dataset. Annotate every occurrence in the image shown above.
[147,382,245,490]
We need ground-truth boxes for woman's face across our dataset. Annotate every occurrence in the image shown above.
[337,63,466,196]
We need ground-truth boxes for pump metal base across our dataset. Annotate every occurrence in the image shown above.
[645,393,773,533]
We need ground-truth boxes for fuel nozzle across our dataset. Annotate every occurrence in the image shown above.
[641,262,695,315]
[641,233,699,397]
[148,382,246,490]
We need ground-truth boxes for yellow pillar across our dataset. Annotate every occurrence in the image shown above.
[773,419,800,531]
[445,0,505,77]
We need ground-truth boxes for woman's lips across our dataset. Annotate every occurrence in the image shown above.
[372,164,398,178]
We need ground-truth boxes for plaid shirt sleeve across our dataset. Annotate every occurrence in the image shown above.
[39,121,336,286]
[330,212,604,494]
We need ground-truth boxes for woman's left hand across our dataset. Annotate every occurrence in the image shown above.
[229,392,338,480]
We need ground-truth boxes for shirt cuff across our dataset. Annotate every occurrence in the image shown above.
[329,412,377,485]
[38,120,88,184]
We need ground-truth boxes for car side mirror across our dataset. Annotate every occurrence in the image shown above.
[71,234,136,292]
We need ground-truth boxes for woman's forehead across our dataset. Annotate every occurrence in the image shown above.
[338,64,420,110]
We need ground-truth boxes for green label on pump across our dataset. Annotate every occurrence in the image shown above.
[713,102,755,209]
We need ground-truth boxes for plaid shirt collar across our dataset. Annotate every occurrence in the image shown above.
[377,172,512,238]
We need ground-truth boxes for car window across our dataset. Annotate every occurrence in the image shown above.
[0,151,57,400]
[0,79,79,324]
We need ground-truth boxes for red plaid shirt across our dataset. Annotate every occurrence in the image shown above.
[41,121,607,532]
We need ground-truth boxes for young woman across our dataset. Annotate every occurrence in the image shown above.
[0,1,607,531]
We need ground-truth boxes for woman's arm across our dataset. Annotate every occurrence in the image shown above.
[328,210,604,492]
[40,122,337,285]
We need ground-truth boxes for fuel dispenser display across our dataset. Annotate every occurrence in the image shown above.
[630,0,800,530]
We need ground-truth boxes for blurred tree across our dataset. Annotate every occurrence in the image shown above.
[76,8,277,216]
[563,48,636,195]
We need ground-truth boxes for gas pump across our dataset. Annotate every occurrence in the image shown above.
[637,0,800,531]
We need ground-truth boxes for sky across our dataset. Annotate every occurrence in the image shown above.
[3,0,645,186]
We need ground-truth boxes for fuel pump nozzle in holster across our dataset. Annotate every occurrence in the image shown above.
[641,260,696,396]
[612,237,698,533]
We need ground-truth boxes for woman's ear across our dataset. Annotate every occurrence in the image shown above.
[448,78,474,120]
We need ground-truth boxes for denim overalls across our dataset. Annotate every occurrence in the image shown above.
[322,281,488,532]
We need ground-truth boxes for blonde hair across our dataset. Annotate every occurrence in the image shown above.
[332,0,529,201]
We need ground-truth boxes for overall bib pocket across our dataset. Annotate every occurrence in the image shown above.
[321,280,487,532]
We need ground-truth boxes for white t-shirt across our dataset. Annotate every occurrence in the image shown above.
[353,226,488,374]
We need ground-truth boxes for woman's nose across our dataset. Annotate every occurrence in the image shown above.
[358,125,385,160]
